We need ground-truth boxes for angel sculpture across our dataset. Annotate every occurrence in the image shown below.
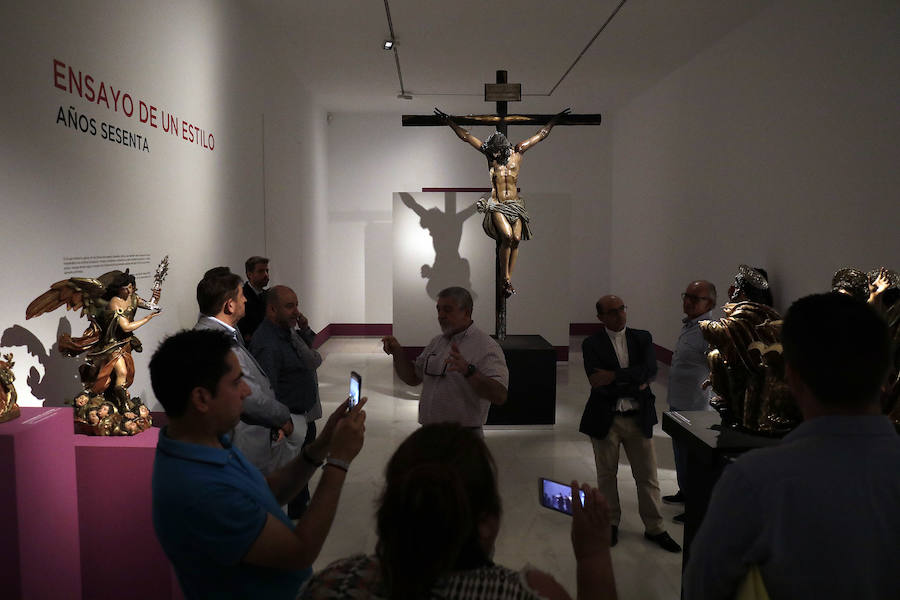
[26,259,168,435]
[700,301,801,436]
[0,353,19,424]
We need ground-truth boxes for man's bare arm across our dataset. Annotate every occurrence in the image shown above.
[447,343,507,405]
[264,399,352,503]
[381,335,422,386]
[244,400,366,570]
[516,107,571,153]
[435,108,483,151]
[467,371,507,405]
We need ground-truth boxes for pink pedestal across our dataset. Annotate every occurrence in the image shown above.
[75,428,183,600]
[0,407,82,598]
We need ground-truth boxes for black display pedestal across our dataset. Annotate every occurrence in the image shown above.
[486,334,556,425]
[662,410,782,581]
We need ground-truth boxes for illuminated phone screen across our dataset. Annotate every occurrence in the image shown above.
[539,478,585,516]
[349,372,361,408]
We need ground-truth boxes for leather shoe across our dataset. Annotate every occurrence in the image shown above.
[662,491,684,504]
[610,525,618,547]
[644,531,682,553]
[673,513,686,524]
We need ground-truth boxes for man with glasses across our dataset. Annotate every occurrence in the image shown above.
[381,286,508,435]
[579,295,681,552]
[663,281,717,521]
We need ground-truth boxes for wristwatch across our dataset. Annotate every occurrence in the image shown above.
[464,364,477,378]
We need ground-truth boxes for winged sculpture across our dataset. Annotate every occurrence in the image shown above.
[25,261,166,435]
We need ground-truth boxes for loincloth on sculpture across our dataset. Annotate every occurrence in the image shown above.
[476,196,533,241]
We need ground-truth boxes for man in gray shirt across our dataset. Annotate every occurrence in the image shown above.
[684,292,900,600]
[663,280,716,519]
[381,286,508,434]
[251,285,323,517]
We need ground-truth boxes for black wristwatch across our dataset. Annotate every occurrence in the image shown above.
[464,364,477,378]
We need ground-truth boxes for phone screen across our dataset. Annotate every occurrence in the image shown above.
[538,477,585,516]
[349,371,361,408]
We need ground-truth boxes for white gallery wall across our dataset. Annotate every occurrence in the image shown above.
[609,0,900,349]
[0,0,328,409]
[324,114,612,327]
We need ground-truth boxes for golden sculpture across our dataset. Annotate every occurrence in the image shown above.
[836,266,900,425]
[702,266,900,436]
[701,301,800,436]
[25,257,168,435]
[434,107,569,297]
[0,353,20,424]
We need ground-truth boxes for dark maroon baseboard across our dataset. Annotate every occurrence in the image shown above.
[313,324,392,348]
[312,323,670,365]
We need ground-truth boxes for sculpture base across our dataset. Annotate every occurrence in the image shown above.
[73,395,154,436]
[661,410,781,573]
[74,416,153,436]
[486,334,556,426]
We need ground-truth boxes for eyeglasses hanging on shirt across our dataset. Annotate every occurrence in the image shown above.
[423,353,450,377]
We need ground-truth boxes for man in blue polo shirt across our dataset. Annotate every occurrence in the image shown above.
[150,329,366,599]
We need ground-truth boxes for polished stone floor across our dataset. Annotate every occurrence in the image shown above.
[308,336,684,599]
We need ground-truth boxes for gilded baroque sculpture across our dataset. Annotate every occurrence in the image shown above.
[702,265,900,436]
[835,266,900,424]
[25,256,168,435]
[0,353,19,424]
[701,300,800,436]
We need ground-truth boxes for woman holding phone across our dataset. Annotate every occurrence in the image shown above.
[299,423,617,600]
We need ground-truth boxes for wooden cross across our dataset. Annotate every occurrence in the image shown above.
[403,70,603,339]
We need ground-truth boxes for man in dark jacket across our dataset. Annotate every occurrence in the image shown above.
[580,294,680,552]
[237,256,269,343]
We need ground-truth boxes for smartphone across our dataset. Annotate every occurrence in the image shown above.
[349,371,361,408]
[538,477,585,516]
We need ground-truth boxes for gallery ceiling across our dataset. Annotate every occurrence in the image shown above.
[246,0,774,116]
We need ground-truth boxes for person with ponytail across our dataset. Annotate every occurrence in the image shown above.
[300,423,617,600]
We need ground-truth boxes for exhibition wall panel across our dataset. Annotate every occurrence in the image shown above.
[609,0,900,350]
[0,1,326,409]
[392,192,571,347]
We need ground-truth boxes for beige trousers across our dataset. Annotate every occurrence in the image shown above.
[591,414,665,534]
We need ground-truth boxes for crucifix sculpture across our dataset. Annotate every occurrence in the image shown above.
[403,70,602,339]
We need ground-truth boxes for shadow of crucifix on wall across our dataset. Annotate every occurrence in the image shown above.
[398,191,479,301]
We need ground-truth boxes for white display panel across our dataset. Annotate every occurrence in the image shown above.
[392,192,571,348]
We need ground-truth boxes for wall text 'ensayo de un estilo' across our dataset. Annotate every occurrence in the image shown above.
[52,58,214,151]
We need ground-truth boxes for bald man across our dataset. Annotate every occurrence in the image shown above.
[663,280,716,518]
[251,285,323,518]
[579,295,680,553]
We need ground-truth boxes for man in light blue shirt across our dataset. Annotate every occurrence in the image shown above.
[150,328,367,599]
[663,280,715,517]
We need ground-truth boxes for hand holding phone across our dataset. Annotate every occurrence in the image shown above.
[349,371,361,408]
[538,477,585,516]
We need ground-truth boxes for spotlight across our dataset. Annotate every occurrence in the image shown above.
[383,39,395,50]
